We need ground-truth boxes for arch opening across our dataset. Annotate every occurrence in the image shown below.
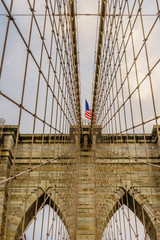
[15,193,69,240]
[102,204,150,240]
[101,192,157,240]
[24,204,70,240]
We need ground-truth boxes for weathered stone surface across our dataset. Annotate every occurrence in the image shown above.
[0,125,160,240]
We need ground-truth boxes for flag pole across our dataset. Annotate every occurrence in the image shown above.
[85,99,86,125]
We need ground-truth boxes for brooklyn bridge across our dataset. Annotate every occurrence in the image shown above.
[0,0,160,239]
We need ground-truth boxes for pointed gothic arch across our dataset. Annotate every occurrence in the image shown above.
[15,191,68,240]
[102,190,157,240]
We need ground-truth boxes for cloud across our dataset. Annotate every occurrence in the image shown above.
[0,0,160,133]
[77,0,99,114]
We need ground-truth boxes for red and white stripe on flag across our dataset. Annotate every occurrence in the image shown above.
[85,109,92,120]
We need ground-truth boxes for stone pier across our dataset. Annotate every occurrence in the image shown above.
[0,125,160,239]
[77,148,95,239]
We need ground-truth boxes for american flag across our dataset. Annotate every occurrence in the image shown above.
[85,100,92,120]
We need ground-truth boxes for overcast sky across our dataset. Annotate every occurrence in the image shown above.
[0,0,100,132]
[77,0,99,113]
[0,0,160,134]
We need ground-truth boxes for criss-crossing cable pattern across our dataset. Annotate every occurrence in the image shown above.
[92,0,160,239]
[0,0,160,239]
[0,0,80,239]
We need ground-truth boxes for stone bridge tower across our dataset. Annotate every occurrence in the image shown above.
[0,125,160,239]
